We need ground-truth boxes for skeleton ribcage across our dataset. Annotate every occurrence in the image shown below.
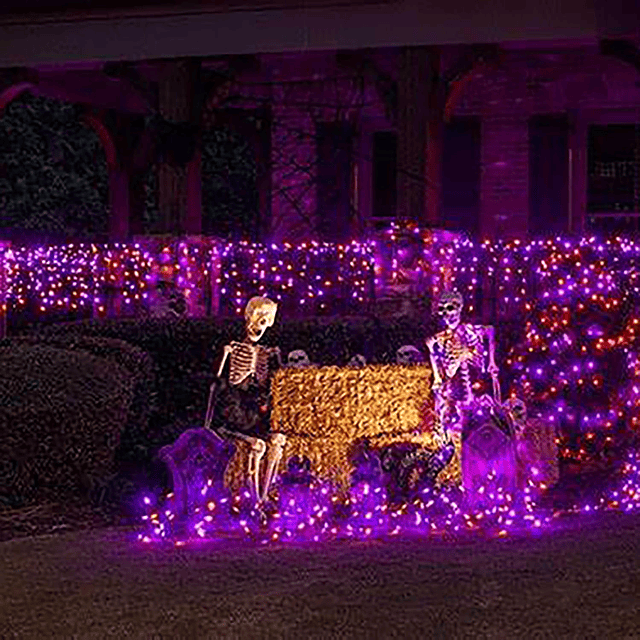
[228,341,269,386]
[440,326,485,380]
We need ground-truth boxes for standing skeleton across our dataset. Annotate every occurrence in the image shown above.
[204,297,286,504]
[426,290,500,442]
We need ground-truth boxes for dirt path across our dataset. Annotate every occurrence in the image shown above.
[1,512,640,639]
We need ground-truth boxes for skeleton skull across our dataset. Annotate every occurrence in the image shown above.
[348,354,367,368]
[287,349,311,368]
[437,290,463,330]
[504,397,527,427]
[244,297,278,343]
[396,345,423,365]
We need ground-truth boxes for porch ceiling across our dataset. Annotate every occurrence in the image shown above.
[0,0,620,68]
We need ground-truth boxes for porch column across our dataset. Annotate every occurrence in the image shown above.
[108,167,130,240]
[396,46,429,224]
[157,59,201,235]
[425,48,444,227]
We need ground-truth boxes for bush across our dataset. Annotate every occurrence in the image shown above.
[2,334,158,470]
[2,335,155,430]
[33,317,239,427]
[0,343,135,508]
[32,315,437,425]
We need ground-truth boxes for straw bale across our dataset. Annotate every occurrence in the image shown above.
[225,364,461,491]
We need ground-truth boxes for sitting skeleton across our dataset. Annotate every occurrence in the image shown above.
[426,290,500,443]
[204,296,286,504]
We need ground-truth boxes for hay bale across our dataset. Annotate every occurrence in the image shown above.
[225,364,461,492]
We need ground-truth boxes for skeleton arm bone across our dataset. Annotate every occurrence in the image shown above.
[203,381,219,432]
[217,345,232,378]
[204,345,232,432]
[483,325,498,373]
[478,324,501,403]
[425,335,443,389]
[268,346,282,369]
[204,344,234,433]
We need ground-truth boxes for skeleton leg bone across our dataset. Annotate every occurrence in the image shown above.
[247,438,267,503]
[260,433,287,502]
[203,381,219,432]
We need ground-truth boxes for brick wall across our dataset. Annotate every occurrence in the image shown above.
[265,52,387,241]
[453,48,640,236]
[480,116,530,237]
[243,48,640,241]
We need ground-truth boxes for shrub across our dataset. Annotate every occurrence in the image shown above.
[0,343,134,508]
[33,315,437,423]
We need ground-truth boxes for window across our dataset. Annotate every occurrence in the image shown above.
[372,131,397,225]
[316,121,354,242]
[587,123,640,234]
[529,114,569,236]
[442,116,481,236]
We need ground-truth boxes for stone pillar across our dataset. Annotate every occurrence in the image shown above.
[108,167,130,240]
[425,50,444,226]
[480,115,529,238]
[158,60,200,235]
[396,47,429,224]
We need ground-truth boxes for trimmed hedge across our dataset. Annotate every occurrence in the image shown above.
[32,314,443,425]
[1,334,156,434]
[0,343,135,508]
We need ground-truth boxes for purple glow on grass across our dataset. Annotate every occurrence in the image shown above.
[133,231,640,547]
[136,450,640,547]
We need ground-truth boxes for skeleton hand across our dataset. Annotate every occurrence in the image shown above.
[268,347,282,368]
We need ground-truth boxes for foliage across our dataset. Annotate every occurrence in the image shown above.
[201,125,258,239]
[3,334,156,439]
[0,93,109,238]
[33,315,434,427]
[0,343,134,508]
